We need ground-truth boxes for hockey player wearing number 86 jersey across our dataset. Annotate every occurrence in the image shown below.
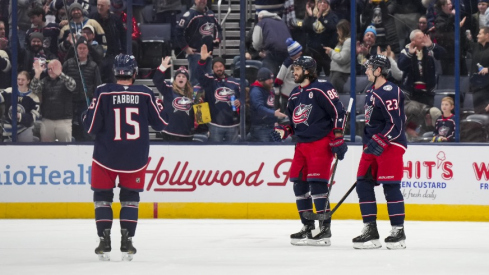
[272,56,347,246]
[352,54,407,250]
[82,54,167,261]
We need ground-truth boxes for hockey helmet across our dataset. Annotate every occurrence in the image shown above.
[292,56,317,75]
[365,54,390,76]
[113,54,138,77]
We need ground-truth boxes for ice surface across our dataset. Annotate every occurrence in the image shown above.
[0,219,488,275]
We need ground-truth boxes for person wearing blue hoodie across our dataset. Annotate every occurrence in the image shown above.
[248,67,287,142]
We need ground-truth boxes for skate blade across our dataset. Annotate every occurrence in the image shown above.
[353,239,382,249]
[121,252,134,261]
[291,238,309,246]
[307,238,331,246]
[386,240,406,250]
[97,252,110,261]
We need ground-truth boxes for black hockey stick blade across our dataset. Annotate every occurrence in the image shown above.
[302,211,332,221]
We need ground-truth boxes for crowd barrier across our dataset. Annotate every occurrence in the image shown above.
[1,144,489,221]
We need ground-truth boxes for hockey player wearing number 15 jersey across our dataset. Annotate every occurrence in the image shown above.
[82,54,167,262]
[272,56,347,247]
[353,55,407,250]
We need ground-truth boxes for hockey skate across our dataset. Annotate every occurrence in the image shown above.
[290,224,315,246]
[385,226,406,250]
[95,229,111,261]
[307,224,331,246]
[352,222,382,249]
[121,229,137,261]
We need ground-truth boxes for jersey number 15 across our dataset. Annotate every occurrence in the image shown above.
[113,108,140,141]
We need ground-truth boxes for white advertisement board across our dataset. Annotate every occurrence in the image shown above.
[0,144,488,205]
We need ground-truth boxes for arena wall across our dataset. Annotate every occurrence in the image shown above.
[1,144,489,221]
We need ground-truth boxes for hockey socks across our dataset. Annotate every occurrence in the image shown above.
[310,182,331,226]
[119,188,140,237]
[293,182,314,226]
[356,180,377,224]
[120,201,139,237]
[384,184,405,226]
[94,201,113,237]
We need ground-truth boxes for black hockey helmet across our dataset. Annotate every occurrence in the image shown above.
[292,56,317,75]
[113,54,138,77]
[365,54,390,76]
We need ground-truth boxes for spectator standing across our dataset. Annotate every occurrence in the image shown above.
[398,29,447,107]
[59,3,107,57]
[175,0,223,86]
[470,27,489,113]
[252,10,292,75]
[274,38,302,112]
[388,0,427,49]
[248,67,287,142]
[303,0,338,76]
[197,44,241,143]
[63,37,101,141]
[356,25,378,75]
[324,19,351,94]
[31,59,76,142]
[0,71,40,142]
[255,0,286,18]
[434,0,469,75]
[9,0,41,50]
[26,6,61,56]
[432,96,456,142]
[360,0,400,53]
[153,57,195,142]
[470,0,489,42]
[90,0,126,83]
[20,32,57,76]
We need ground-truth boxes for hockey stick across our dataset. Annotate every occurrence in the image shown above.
[305,181,358,220]
[302,97,353,221]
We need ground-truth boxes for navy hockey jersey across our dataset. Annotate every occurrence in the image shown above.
[174,6,223,53]
[153,67,194,137]
[433,114,455,142]
[363,81,407,148]
[196,59,240,127]
[287,79,346,143]
[82,83,167,172]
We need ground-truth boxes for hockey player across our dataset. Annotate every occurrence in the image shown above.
[82,54,167,261]
[352,54,407,250]
[271,56,348,246]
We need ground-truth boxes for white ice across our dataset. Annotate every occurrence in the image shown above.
[1,219,488,275]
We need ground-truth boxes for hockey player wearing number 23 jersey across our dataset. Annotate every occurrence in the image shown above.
[82,54,167,262]
[353,55,407,251]
[272,56,347,247]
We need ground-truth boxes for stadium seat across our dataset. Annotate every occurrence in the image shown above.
[233,60,262,85]
[138,24,172,69]
[460,114,489,142]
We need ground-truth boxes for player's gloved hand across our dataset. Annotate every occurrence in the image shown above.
[271,125,293,142]
[329,136,348,160]
[364,134,390,156]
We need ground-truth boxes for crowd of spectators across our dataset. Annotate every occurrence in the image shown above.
[0,0,488,143]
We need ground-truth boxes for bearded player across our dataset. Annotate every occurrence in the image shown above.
[272,56,347,246]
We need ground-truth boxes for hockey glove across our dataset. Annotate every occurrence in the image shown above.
[364,134,390,156]
[329,136,348,160]
[271,125,293,142]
